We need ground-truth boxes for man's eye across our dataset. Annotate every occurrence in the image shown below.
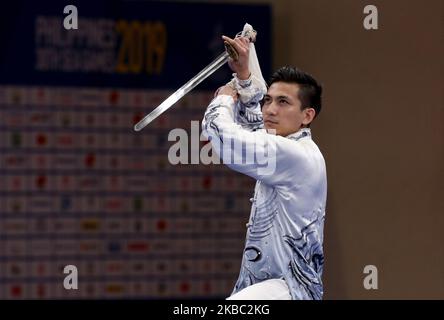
[262,97,272,105]
[279,99,289,105]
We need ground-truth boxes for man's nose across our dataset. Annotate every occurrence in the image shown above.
[264,102,278,115]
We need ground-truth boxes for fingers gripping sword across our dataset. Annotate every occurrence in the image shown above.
[133,27,257,132]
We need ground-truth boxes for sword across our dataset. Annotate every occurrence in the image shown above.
[133,28,257,132]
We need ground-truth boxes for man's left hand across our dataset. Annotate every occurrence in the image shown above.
[215,85,238,102]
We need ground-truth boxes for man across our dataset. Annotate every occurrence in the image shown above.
[202,35,327,300]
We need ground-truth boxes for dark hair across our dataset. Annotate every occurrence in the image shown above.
[268,66,323,118]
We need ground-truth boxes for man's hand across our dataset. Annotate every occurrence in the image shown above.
[214,84,238,102]
[222,35,250,80]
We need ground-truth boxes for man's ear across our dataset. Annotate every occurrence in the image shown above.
[302,108,316,126]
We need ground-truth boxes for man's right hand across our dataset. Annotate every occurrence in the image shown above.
[222,35,250,80]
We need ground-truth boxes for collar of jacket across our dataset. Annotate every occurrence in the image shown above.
[286,127,311,141]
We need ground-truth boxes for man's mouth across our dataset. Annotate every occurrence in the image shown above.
[264,119,278,125]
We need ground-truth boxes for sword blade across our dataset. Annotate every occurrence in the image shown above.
[134,51,230,131]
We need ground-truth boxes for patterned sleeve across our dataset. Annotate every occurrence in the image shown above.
[229,73,266,132]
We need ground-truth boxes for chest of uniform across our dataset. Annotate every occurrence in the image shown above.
[252,181,276,206]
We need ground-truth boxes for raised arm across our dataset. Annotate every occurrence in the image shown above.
[202,93,309,187]
[221,35,266,131]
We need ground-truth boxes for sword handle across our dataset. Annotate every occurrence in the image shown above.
[224,42,239,61]
[224,28,257,61]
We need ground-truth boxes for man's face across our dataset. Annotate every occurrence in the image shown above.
[262,82,314,137]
